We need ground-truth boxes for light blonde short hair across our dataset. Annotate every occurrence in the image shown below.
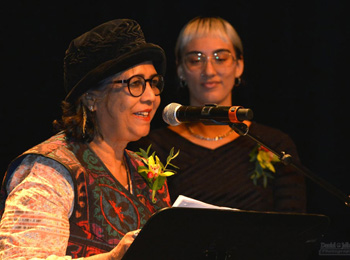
[175,16,243,64]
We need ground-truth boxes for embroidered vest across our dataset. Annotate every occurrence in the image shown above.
[0,133,171,257]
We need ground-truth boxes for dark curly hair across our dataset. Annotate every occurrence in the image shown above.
[53,98,99,143]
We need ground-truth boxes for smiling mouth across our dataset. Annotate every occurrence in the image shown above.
[134,111,150,117]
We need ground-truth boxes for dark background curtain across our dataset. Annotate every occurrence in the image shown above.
[1,1,349,258]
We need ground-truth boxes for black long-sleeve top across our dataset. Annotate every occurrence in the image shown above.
[128,122,306,213]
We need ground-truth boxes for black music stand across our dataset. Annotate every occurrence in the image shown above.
[121,207,329,260]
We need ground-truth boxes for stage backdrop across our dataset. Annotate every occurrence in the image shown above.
[0,1,349,258]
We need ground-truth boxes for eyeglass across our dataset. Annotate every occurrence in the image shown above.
[112,74,164,97]
[183,50,236,71]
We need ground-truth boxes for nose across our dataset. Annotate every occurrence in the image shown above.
[141,82,157,101]
[202,57,217,76]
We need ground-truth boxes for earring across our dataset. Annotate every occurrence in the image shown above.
[82,106,87,138]
[85,93,95,112]
[179,77,187,88]
[235,77,242,87]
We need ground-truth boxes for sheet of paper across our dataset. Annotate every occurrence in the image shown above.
[172,195,239,211]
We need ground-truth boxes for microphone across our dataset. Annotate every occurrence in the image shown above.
[162,103,253,126]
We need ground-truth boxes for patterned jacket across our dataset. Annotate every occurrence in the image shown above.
[0,132,171,257]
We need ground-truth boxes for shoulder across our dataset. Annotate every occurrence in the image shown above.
[250,121,300,159]
[25,132,69,153]
[7,154,73,192]
[250,122,294,143]
[4,154,75,218]
[5,133,75,196]
[4,155,75,218]
[251,121,288,135]
[6,132,74,179]
[17,132,76,166]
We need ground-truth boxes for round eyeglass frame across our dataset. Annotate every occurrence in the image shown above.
[112,74,164,97]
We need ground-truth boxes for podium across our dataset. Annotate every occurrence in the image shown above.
[122,207,329,260]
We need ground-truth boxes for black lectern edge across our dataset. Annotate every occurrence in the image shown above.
[121,207,330,260]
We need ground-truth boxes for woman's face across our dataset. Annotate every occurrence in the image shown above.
[178,36,244,106]
[92,62,161,143]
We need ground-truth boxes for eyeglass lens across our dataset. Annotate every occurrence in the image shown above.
[128,75,164,97]
[184,50,234,71]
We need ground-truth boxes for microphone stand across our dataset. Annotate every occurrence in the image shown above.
[229,122,350,207]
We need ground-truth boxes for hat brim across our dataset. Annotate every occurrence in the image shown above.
[65,43,166,102]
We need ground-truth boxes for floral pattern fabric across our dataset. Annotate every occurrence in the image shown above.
[0,133,171,259]
[0,156,74,259]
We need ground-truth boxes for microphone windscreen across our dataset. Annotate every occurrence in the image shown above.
[237,108,254,121]
[162,103,181,126]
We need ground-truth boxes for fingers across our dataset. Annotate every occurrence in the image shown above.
[109,229,141,260]
[132,229,141,239]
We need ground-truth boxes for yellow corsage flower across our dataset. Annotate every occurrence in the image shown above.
[136,145,180,203]
[249,144,280,187]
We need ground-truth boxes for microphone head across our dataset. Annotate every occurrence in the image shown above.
[162,103,181,126]
[237,108,254,121]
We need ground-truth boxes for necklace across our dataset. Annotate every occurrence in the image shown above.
[123,156,133,194]
[185,124,235,141]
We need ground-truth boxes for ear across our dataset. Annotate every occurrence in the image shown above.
[235,58,244,78]
[177,65,185,81]
[83,92,96,112]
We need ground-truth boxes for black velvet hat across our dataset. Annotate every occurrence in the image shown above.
[64,19,166,102]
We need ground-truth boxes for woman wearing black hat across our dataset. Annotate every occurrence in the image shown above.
[0,19,173,259]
